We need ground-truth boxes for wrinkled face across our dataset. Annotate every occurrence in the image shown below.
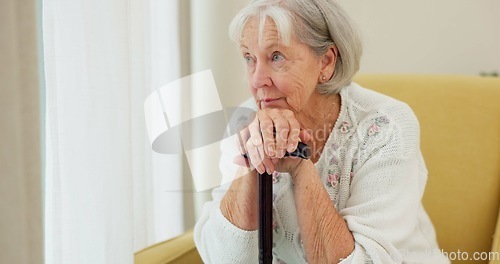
[240,18,323,112]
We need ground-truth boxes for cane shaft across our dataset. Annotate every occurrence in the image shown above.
[259,172,273,264]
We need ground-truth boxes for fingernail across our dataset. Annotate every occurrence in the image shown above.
[278,149,285,158]
[268,146,275,156]
[287,143,295,152]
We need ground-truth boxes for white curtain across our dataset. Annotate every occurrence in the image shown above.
[43,0,185,263]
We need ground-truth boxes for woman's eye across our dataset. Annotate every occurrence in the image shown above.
[244,54,255,66]
[272,52,285,62]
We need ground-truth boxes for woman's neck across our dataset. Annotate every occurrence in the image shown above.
[296,92,341,163]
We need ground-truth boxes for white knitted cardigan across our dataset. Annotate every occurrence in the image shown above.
[194,83,450,264]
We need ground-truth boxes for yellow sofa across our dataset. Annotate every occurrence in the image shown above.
[134,229,202,264]
[135,75,500,264]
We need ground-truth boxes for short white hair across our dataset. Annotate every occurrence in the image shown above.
[229,0,363,94]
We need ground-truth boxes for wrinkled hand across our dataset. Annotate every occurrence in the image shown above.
[234,108,310,175]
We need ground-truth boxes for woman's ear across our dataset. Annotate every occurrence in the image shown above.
[320,46,338,81]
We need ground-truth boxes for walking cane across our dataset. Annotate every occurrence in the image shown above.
[245,142,311,264]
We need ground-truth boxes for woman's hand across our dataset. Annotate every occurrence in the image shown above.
[234,108,310,175]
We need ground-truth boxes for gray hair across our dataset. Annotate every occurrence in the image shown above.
[229,0,362,94]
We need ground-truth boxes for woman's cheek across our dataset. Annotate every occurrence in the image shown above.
[247,78,257,95]
[271,62,288,72]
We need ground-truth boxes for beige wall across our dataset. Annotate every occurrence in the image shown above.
[338,0,500,75]
[191,0,251,107]
[0,0,43,263]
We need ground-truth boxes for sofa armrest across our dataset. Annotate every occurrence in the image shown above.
[134,229,203,264]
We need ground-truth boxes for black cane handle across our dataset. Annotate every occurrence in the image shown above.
[284,141,311,159]
[241,141,311,160]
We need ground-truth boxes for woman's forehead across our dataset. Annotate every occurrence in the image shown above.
[241,18,288,48]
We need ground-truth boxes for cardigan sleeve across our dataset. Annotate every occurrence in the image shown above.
[194,200,259,263]
[338,103,448,263]
[193,129,259,264]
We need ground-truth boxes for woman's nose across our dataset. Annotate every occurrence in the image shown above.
[251,62,272,89]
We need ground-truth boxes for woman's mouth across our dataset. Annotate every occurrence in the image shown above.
[260,98,284,108]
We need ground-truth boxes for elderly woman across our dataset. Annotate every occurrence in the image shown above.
[194,0,449,263]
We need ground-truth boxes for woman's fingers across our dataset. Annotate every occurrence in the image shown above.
[248,116,262,147]
[234,153,274,175]
[299,128,311,143]
[257,112,276,157]
[269,110,289,158]
[238,108,303,174]
[245,139,266,174]
[262,156,275,174]
[233,154,250,167]
[286,113,301,153]
[236,127,250,154]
